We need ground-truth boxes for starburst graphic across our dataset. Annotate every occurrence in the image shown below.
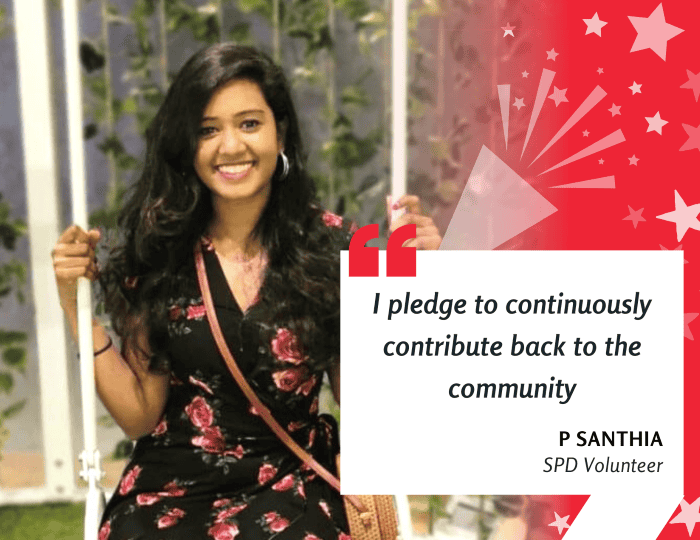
[669,497,700,535]
[628,3,684,61]
[656,190,700,241]
[548,512,571,535]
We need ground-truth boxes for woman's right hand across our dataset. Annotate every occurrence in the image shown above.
[52,224,101,314]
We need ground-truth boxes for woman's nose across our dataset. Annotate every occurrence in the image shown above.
[219,127,244,154]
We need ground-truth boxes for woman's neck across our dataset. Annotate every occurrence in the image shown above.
[207,194,268,258]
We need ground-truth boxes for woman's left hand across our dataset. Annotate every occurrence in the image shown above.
[387,195,442,250]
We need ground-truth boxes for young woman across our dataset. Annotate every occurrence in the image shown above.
[52,44,441,540]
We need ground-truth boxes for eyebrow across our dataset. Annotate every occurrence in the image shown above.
[200,109,266,122]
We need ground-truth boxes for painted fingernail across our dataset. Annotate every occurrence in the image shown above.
[392,202,400,210]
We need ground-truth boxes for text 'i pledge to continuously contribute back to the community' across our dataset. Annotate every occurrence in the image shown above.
[371,291,652,406]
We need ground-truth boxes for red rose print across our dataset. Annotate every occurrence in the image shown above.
[98,520,110,540]
[309,397,319,415]
[189,375,214,395]
[215,504,248,523]
[157,508,185,529]
[208,522,240,540]
[271,328,306,364]
[297,481,306,499]
[161,481,186,497]
[308,428,316,448]
[272,367,306,392]
[272,474,295,492]
[297,374,317,396]
[270,516,290,533]
[136,493,162,506]
[157,514,176,529]
[168,305,184,321]
[319,500,331,518]
[338,533,352,540]
[258,463,278,485]
[322,211,343,228]
[304,534,322,540]
[263,512,290,533]
[152,418,167,436]
[212,498,231,508]
[185,396,214,429]
[186,303,206,320]
[350,221,359,233]
[288,420,305,432]
[223,444,244,459]
[118,465,142,495]
[192,426,226,453]
[248,404,260,416]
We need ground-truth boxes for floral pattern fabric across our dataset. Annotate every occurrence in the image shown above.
[99,219,350,540]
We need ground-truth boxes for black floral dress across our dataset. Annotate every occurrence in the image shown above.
[98,213,351,540]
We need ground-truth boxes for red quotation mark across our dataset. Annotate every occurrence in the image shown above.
[348,224,416,277]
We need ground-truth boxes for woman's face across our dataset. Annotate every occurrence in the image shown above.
[194,79,282,206]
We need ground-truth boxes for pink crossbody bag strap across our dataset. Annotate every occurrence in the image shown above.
[194,241,366,513]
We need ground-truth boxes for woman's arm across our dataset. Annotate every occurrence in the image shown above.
[54,225,170,440]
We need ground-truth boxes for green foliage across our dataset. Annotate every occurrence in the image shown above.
[0,502,84,540]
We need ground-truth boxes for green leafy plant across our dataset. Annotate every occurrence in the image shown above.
[0,194,28,462]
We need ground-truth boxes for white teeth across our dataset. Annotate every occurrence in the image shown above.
[218,163,253,174]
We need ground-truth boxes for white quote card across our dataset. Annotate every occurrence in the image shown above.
[341,251,683,537]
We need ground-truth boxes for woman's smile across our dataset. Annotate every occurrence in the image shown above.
[215,161,256,181]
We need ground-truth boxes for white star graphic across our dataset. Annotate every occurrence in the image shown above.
[681,69,700,101]
[646,111,668,134]
[597,67,604,74]
[669,497,700,536]
[628,3,684,61]
[629,81,642,94]
[623,206,645,229]
[513,97,525,110]
[548,512,571,535]
[547,48,559,61]
[548,86,568,107]
[502,23,515,37]
[598,158,605,165]
[686,313,698,339]
[583,130,590,137]
[522,70,529,78]
[608,103,621,117]
[583,12,608,36]
[656,190,700,242]
[629,155,639,165]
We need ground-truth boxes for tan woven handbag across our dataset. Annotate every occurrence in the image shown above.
[195,242,398,540]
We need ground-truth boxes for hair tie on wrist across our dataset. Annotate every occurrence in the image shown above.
[93,336,113,357]
[78,336,113,359]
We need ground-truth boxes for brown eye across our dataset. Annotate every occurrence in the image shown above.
[198,126,216,137]
[241,119,260,131]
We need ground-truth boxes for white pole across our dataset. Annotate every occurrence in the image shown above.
[12,0,76,502]
[390,0,408,221]
[61,1,105,539]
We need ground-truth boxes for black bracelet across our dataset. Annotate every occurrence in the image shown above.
[93,336,113,357]
[77,336,113,359]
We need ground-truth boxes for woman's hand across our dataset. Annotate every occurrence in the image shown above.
[52,224,101,315]
[387,195,442,250]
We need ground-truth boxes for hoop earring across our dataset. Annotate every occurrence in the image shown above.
[279,151,289,181]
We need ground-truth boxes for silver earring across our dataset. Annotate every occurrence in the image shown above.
[279,151,289,181]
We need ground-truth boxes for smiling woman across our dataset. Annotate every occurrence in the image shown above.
[51,43,441,540]
[194,79,284,209]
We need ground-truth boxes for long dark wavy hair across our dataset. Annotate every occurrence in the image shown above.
[99,44,350,373]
